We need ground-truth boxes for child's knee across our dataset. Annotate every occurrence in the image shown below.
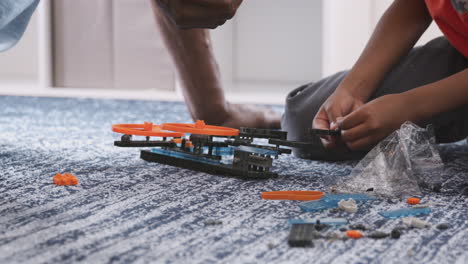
[282,82,322,142]
[282,71,347,141]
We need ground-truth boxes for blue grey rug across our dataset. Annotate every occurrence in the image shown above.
[0,96,467,264]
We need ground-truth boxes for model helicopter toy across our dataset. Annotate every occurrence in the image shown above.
[112,120,354,179]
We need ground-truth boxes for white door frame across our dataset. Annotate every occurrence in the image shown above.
[38,0,52,89]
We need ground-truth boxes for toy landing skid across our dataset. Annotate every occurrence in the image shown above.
[112,121,294,179]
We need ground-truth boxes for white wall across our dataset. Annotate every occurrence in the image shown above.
[211,0,323,93]
[53,0,174,90]
[322,0,373,77]
[322,0,442,77]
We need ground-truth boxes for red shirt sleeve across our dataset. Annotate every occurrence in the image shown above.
[425,0,468,57]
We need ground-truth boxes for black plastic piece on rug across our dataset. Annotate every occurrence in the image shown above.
[288,224,316,247]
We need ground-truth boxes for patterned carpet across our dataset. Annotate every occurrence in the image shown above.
[0,96,467,264]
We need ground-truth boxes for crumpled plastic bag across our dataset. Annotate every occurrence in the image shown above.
[335,122,443,198]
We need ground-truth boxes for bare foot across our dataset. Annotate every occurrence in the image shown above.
[220,103,281,129]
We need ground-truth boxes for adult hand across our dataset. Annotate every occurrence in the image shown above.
[339,94,412,151]
[313,89,364,149]
[155,0,243,29]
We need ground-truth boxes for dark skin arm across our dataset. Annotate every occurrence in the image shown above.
[150,1,281,128]
[337,0,468,149]
[313,0,433,149]
[154,0,243,29]
[340,69,468,149]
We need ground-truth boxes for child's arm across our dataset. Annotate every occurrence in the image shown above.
[339,0,432,101]
[408,69,468,122]
[313,0,432,149]
[340,69,468,150]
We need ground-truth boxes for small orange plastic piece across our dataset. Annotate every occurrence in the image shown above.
[172,138,182,144]
[185,141,194,148]
[112,122,184,137]
[171,138,193,148]
[407,197,421,205]
[261,191,324,201]
[53,173,79,186]
[346,230,363,239]
[161,120,239,136]
[194,120,205,129]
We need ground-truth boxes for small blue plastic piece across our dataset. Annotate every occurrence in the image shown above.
[213,147,234,156]
[288,218,348,226]
[379,207,432,219]
[151,148,222,165]
[201,146,234,156]
[299,200,337,212]
[233,145,279,156]
[299,193,377,213]
[323,194,377,203]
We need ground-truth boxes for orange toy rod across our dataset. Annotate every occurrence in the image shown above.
[161,120,239,137]
[261,191,324,201]
[112,122,184,137]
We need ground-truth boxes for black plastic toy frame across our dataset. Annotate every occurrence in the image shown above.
[114,127,363,179]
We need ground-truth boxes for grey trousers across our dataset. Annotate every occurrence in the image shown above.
[282,37,468,160]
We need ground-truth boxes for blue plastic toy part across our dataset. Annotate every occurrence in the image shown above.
[299,193,377,213]
[323,194,377,203]
[151,148,222,165]
[299,200,337,212]
[212,146,234,156]
[233,145,279,156]
[378,207,432,219]
[288,218,348,226]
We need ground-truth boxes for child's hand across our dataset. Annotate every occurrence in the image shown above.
[339,94,412,150]
[313,89,364,149]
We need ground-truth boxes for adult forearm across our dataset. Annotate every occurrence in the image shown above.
[151,2,229,123]
[405,69,468,122]
[339,0,432,101]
